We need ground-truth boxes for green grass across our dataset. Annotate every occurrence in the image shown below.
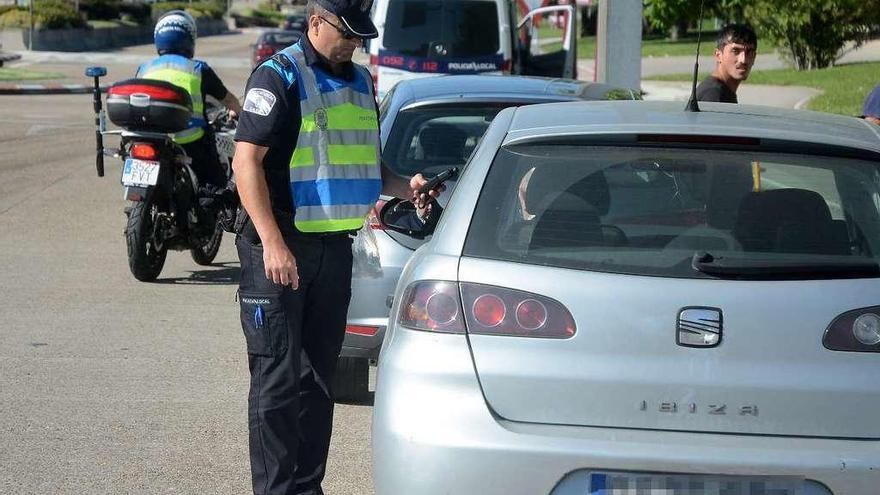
[647,62,880,116]
[539,29,775,58]
[0,67,65,81]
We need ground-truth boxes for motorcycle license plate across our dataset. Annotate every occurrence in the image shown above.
[121,159,160,187]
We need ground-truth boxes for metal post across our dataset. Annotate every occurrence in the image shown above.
[595,0,641,90]
[28,0,34,51]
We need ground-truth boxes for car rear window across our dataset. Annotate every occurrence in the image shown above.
[463,145,880,279]
[383,0,500,58]
[264,31,301,46]
[383,104,512,176]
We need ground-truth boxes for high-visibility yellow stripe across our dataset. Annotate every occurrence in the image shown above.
[290,147,314,168]
[327,144,377,165]
[174,127,205,144]
[142,68,203,109]
[300,102,377,133]
[291,145,377,168]
[294,216,366,233]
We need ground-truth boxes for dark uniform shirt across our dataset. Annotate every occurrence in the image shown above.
[695,75,738,103]
[200,64,230,106]
[235,35,364,214]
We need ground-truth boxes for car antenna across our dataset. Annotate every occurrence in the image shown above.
[684,0,707,112]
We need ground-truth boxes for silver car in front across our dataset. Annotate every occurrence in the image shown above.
[373,100,880,494]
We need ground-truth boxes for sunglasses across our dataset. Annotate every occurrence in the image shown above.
[319,15,360,40]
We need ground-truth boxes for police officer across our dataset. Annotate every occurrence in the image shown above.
[232,0,432,493]
[138,10,243,190]
[696,24,757,103]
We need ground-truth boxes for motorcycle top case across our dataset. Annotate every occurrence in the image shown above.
[107,79,192,133]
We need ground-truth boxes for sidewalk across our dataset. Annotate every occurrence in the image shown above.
[638,80,821,110]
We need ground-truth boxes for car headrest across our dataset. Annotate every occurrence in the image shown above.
[526,170,610,217]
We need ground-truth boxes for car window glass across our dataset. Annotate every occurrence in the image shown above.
[384,105,505,176]
[266,32,301,46]
[383,0,500,58]
[463,145,880,279]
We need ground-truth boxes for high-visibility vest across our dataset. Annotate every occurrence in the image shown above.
[137,54,206,144]
[274,44,382,233]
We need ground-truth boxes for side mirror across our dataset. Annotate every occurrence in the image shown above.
[85,66,107,78]
[379,198,443,240]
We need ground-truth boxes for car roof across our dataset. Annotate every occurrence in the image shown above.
[394,75,638,105]
[503,100,880,153]
[259,29,301,37]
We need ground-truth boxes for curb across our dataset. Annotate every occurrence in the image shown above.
[0,83,106,95]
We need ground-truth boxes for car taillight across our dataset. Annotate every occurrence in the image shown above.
[461,283,575,338]
[398,281,576,338]
[367,199,387,230]
[130,142,157,160]
[398,281,465,333]
[257,44,275,59]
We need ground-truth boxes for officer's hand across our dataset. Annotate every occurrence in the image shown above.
[409,173,444,208]
[263,238,299,289]
[227,109,238,120]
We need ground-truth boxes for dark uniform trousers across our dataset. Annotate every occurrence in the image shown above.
[237,218,354,495]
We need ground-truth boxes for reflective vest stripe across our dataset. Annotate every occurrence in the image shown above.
[290,163,382,182]
[293,216,368,233]
[291,144,378,168]
[291,178,383,207]
[301,103,378,132]
[296,204,381,219]
[296,129,380,146]
[281,44,382,233]
[300,89,375,114]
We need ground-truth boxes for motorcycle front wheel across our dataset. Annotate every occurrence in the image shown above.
[126,194,168,282]
[190,219,223,266]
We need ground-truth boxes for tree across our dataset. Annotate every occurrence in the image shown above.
[744,0,880,69]
[643,0,704,40]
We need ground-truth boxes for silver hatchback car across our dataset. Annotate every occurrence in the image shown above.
[333,75,640,400]
[373,101,880,494]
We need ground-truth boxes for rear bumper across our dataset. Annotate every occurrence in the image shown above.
[372,329,880,495]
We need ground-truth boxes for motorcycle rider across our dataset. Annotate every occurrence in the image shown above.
[137,10,243,202]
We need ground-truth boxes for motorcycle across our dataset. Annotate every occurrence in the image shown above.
[85,66,238,282]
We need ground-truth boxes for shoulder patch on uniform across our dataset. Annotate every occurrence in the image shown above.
[243,88,277,116]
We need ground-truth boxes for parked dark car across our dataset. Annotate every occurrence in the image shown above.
[283,14,307,32]
[252,29,302,68]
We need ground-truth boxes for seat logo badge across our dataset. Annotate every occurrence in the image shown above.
[677,307,722,347]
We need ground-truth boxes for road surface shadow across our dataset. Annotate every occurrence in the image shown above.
[335,391,375,407]
[156,262,240,285]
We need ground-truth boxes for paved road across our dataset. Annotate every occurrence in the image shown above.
[0,31,375,495]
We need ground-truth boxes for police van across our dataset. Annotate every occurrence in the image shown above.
[367,0,577,99]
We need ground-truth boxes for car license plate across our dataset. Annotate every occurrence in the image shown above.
[121,159,160,187]
[587,472,804,495]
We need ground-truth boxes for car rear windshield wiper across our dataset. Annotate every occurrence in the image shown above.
[691,251,880,279]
